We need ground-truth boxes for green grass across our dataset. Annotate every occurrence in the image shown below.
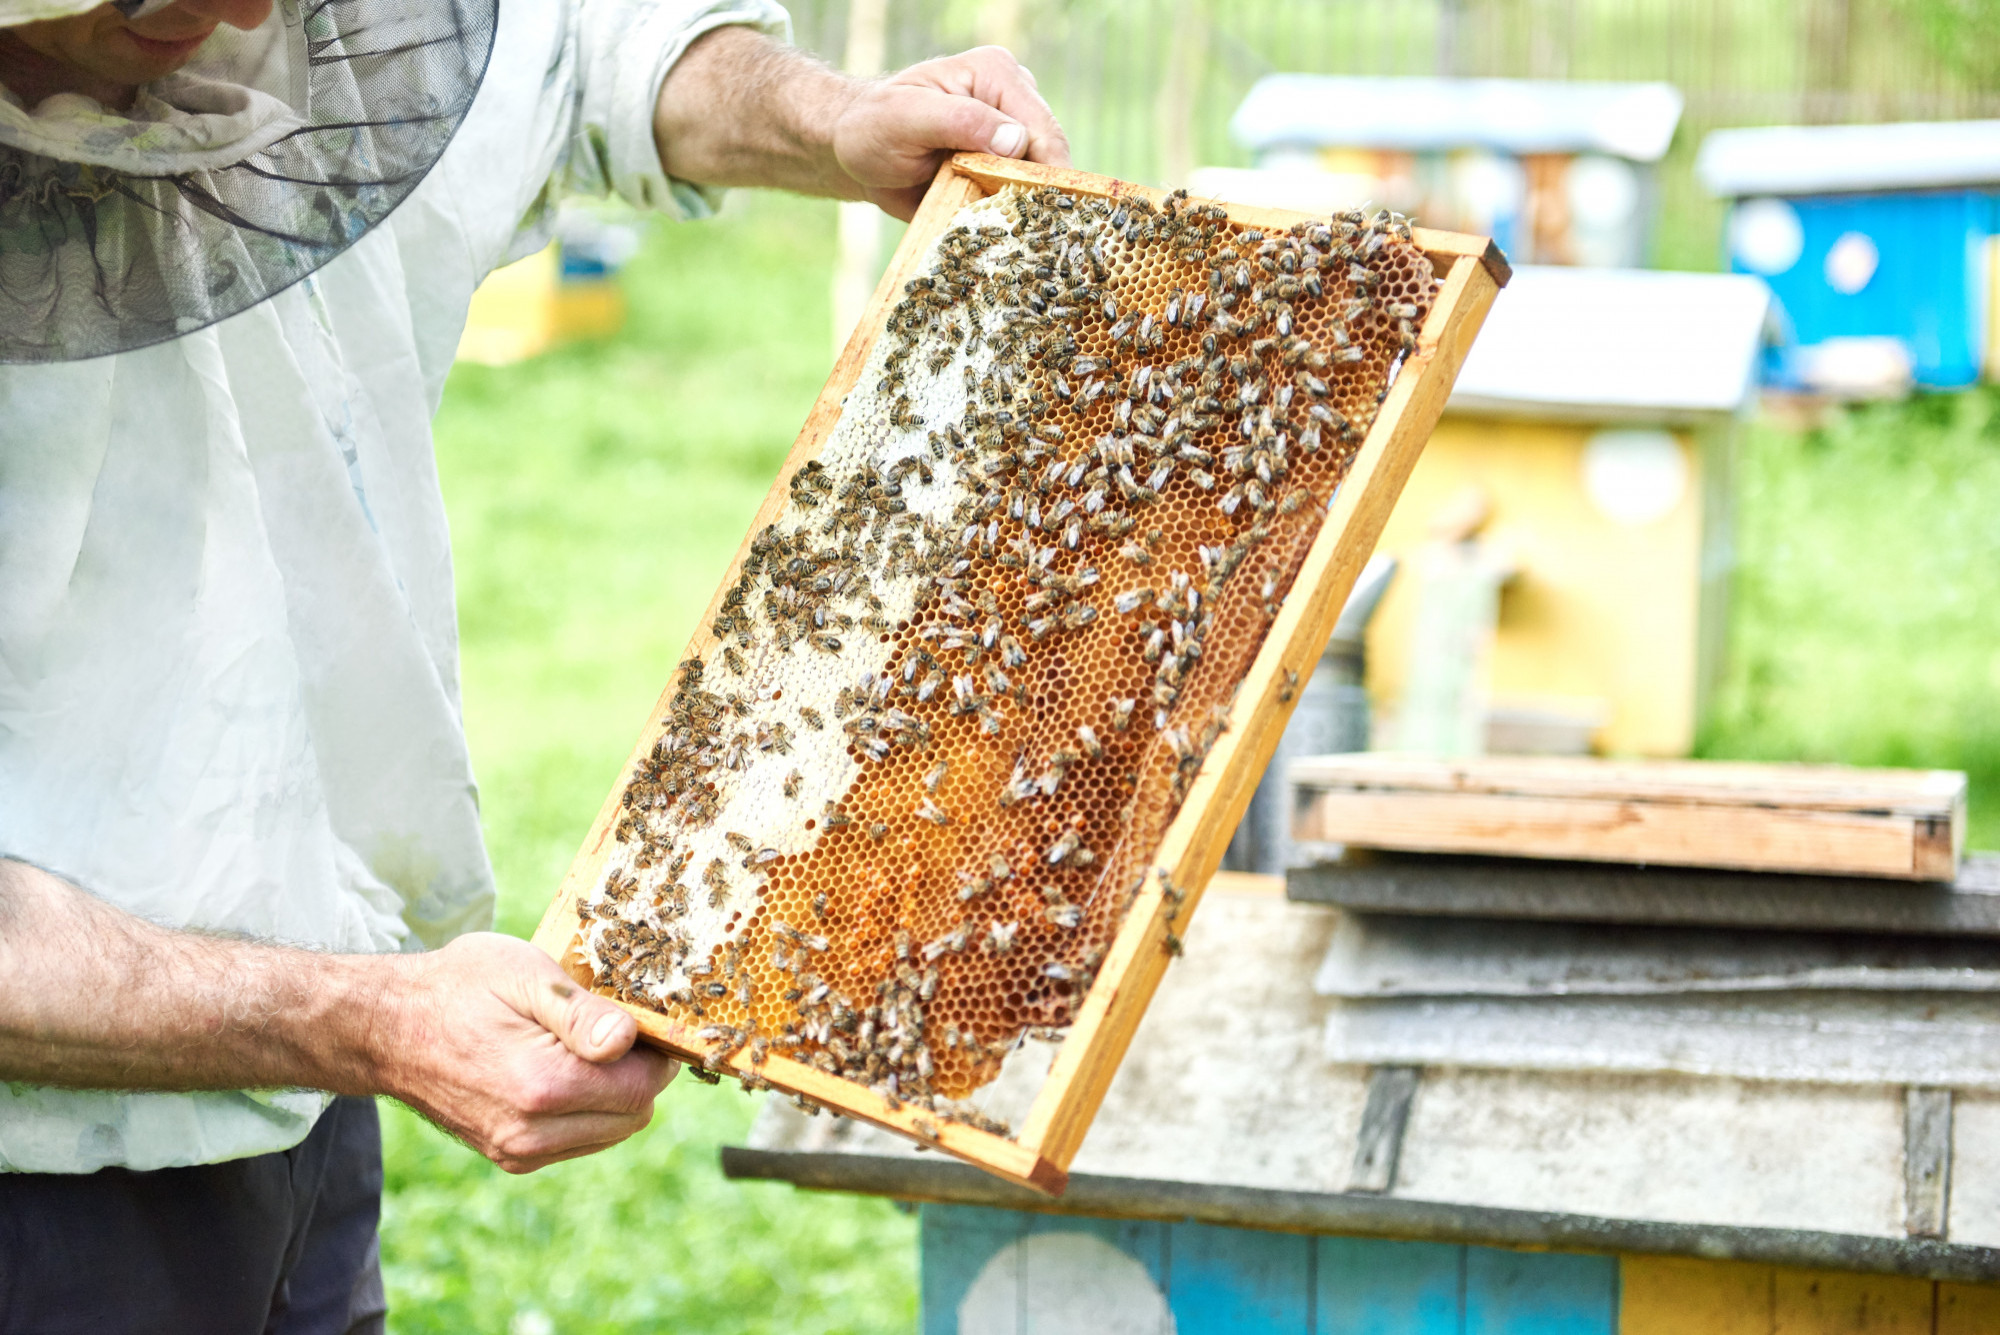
[382,187,2000,1333]
[379,192,916,1334]
[1700,390,2000,847]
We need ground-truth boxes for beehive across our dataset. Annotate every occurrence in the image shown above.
[532,154,1507,1192]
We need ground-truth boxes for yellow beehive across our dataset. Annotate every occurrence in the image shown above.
[532,154,1504,1191]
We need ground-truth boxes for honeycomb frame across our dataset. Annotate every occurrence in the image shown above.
[531,153,1508,1195]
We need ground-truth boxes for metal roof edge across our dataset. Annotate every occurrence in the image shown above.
[1230,75,1685,162]
[1696,120,2000,197]
[720,1146,2000,1282]
[1442,394,1740,426]
[1441,265,1771,416]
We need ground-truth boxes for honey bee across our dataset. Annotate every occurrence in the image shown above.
[798,705,824,730]
[783,769,803,798]
[722,647,747,675]
[1045,828,1081,864]
[1061,603,1097,631]
[1114,587,1154,616]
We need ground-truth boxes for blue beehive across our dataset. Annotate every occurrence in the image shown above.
[1698,120,2000,392]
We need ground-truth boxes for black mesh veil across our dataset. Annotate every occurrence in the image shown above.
[0,0,497,362]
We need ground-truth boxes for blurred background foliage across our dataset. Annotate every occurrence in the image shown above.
[382,0,2000,1326]
[785,0,2000,271]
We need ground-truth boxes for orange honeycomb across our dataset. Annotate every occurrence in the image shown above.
[578,184,1437,1133]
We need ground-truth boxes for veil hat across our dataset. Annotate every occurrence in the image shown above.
[0,0,496,361]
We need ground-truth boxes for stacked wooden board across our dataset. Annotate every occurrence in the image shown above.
[1292,754,1966,881]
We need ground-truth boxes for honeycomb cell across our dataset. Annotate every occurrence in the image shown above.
[577,187,1436,1135]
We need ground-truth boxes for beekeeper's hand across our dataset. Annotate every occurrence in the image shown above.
[0,858,677,1174]
[655,26,1072,220]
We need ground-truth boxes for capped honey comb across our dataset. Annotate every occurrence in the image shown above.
[533,154,1506,1193]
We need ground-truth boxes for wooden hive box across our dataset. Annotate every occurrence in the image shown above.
[1292,753,1967,881]
[531,153,1507,1193]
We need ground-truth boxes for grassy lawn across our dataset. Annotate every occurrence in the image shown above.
[382,190,2000,1332]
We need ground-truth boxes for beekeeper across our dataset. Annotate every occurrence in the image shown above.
[0,0,1067,1324]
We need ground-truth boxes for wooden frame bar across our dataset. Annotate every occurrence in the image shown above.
[532,153,1505,1193]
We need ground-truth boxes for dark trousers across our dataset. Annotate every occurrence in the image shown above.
[0,1095,386,1335]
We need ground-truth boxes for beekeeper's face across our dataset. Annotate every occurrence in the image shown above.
[1,0,271,101]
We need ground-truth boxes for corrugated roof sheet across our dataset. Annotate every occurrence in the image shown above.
[1446,265,1773,422]
[1231,75,1684,162]
[1698,120,2000,197]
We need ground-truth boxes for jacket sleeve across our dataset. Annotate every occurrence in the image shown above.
[504,0,793,264]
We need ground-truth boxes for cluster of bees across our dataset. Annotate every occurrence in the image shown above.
[580,181,1436,1134]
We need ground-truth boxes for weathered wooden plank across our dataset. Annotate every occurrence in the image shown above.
[923,1205,1177,1333]
[1464,1246,1619,1335]
[1317,1237,1464,1335]
[1167,1221,1314,1332]
[1347,1065,1422,1194]
[723,1146,2000,1283]
[1618,1255,1773,1335]
[1020,1211,1172,1288]
[1290,755,1967,813]
[1905,1088,1954,1240]
[1938,1280,2000,1333]
[1296,790,1953,880]
[920,1204,1024,1335]
[1291,756,1965,881]
[1770,1266,1935,1334]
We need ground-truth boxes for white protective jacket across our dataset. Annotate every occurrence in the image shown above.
[0,0,786,1172]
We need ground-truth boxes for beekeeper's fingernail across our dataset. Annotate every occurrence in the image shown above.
[591,1011,624,1048]
[989,122,1027,157]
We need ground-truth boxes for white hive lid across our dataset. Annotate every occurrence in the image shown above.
[1445,265,1774,424]
[1697,119,2000,197]
[1231,75,1685,163]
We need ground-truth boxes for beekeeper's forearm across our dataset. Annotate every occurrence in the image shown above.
[0,858,675,1172]
[0,857,383,1093]
[653,26,860,198]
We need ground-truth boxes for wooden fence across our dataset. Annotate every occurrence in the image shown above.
[781,0,2000,268]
